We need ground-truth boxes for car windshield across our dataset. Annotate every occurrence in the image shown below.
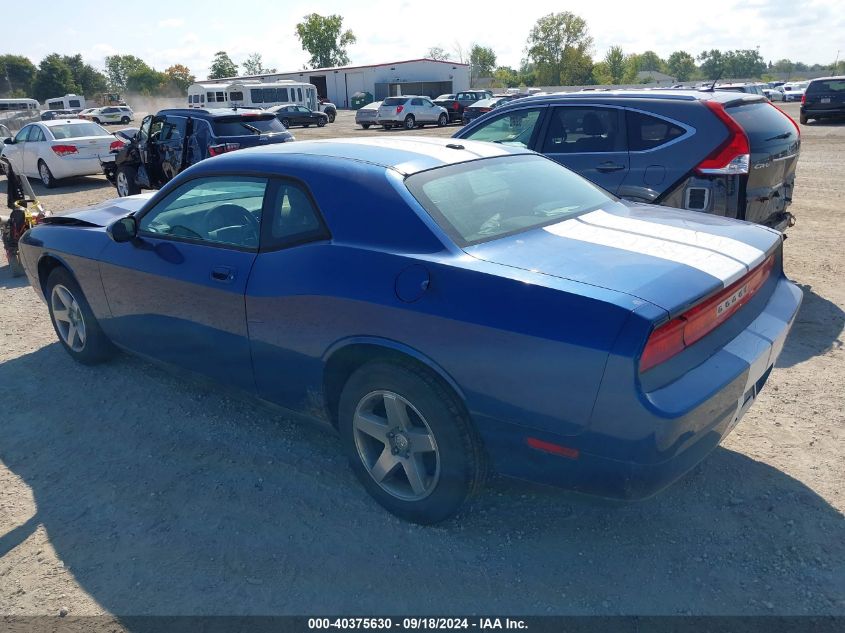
[49,122,109,138]
[212,116,287,136]
[405,155,613,246]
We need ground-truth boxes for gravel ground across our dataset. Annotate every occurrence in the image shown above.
[0,105,843,618]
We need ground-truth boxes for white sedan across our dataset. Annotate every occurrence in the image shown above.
[0,119,119,188]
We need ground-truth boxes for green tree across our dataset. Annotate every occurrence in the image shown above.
[163,64,195,94]
[697,49,726,79]
[295,14,356,68]
[469,45,496,85]
[31,54,79,102]
[126,67,167,95]
[105,55,150,91]
[0,54,37,97]
[666,51,696,81]
[637,50,664,73]
[525,11,593,86]
[242,53,276,76]
[208,51,238,79]
[603,46,626,84]
[772,58,794,75]
[62,54,108,96]
[491,65,518,88]
[426,47,451,61]
[724,49,765,78]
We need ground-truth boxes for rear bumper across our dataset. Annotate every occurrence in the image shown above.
[480,275,802,499]
[801,105,845,118]
[49,156,106,179]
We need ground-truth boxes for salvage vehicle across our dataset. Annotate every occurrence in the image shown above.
[800,76,845,124]
[18,137,801,523]
[461,96,515,124]
[1,120,119,188]
[268,104,328,128]
[455,90,800,231]
[434,90,494,123]
[103,108,293,196]
[355,100,382,129]
[377,97,449,129]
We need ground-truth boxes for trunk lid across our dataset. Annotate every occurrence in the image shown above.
[465,201,781,315]
[51,134,115,159]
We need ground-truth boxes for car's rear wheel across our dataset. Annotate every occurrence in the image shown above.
[361,123,371,129]
[46,268,115,365]
[339,360,487,524]
[437,113,448,127]
[799,114,809,124]
[280,118,290,128]
[317,118,326,127]
[121,116,130,124]
[403,115,415,130]
[382,124,392,130]
[93,118,101,124]
[116,165,141,197]
[38,160,56,188]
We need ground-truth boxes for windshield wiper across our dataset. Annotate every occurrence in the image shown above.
[240,123,261,135]
[765,131,792,141]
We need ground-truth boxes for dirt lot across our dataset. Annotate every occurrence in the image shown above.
[0,105,843,618]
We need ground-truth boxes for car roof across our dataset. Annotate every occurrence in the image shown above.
[41,119,95,126]
[211,136,531,176]
[157,108,272,118]
[507,89,765,106]
[808,75,845,82]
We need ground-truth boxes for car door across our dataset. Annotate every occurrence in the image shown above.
[21,125,47,175]
[158,115,188,179]
[420,98,439,122]
[3,125,31,174]
[297,106,314,124]
[459,106,546,149]
[97,175,268,391]
[535,105,629,194]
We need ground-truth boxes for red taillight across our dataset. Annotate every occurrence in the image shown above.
[800,93,806,105]
[526,437,580,460]
[696,101,750,175]
[51,144,78,157]
[208,143,240,157]
[479,107,492,113]
[396,105,404,114]
[109,140,124,152]
[640,255,775,372]
[452,102,459,110]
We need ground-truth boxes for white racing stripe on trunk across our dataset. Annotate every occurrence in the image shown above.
[581,209,767,270]
[544,213,750,285]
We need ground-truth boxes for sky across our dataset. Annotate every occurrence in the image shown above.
[3,0,843,79]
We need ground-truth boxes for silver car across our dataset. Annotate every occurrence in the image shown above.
[376,96,449,130]
[355,101,382,129]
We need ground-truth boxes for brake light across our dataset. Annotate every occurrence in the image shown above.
[800,93,806,105]
[109,140,124,152]
[51,144,78,157]
[696,101,750,175]
[396,105,404,114]
[208,142,240,157]
[453,102,459,110]
[479,107,492,112]
[640,255,775,372]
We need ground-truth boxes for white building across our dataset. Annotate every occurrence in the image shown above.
[209,58,471,108]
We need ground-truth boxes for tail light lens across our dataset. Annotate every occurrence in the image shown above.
[479,107,492,112]
[208,142,240,157]
[396,105,404,114]
[453,102,459,110]
[51,144,78,157]
[109,140,124,152]
[800,93,806,105]
[696,101,750,175]
[640,255,775,372]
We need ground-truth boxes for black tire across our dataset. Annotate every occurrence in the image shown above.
[121,116,130,124]
[403,115,415,130]
[93,118,101,124]
[799,114,808,125]
[339,360,487,524]
[327,110,336,123]
[38,160,56,188]
[8,250,24,277]
[437,113,448,127]
[317,118,326,127]
[382,124,392,130]
[361,123,371,129]
[115,165,141,197]
[45,267,115,365]
[281,118,290,129]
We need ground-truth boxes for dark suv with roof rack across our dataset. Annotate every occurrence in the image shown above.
[800,76,845,124]
[453,90,800,231]
[104,108,294,197]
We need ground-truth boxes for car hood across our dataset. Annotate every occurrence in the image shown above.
[45,193,155,227]
[464,201,782,314]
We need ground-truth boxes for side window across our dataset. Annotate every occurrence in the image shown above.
[263,181,328,249]
[411,98,423,106]
[230,91,244,101]
[14,126,32,142]
[541,106,625,154]
[161,116,187,140]
[278,88,289,102]
[29,126,45,142]
[207,92,214,102]
[139,176,267,249]
[462,108,542,148]
[422,99,434,107]
[251,88,263,103]
[626,111,686,151]
[297,88,303,102]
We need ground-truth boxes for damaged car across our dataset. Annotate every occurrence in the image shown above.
[104,108,293,196]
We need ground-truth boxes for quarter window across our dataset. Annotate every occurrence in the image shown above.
[461,108,542,148]
[541,107,625,154]
[139,176,268,250]
[263,181,328,249]
[626,111,686,151]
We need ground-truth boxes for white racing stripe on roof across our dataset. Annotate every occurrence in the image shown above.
[544,211,750,285]
[581,209,767,269]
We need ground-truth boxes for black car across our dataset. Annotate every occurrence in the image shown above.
[40,110,77,121]
[800,76,845,124]
[461,96,515,124]
[434,90,494,123]
[454,90,800,231]
[269,104,328,129]
[104,108,293,197]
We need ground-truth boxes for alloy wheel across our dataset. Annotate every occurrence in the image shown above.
[51,284,87,352]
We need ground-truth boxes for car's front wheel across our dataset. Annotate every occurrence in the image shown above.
[38,160,56,188]
[339,361,487,524]
[46,268,115,365]
[317,118,326,127]
[116,165,141,197]
[280,118,290,128]
[437,113,448,127]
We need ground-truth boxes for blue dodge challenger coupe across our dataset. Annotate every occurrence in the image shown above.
[18,137,802,523]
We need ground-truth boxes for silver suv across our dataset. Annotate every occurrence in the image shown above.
[377,96,449,130]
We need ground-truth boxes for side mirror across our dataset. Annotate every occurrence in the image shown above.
[107,216,138,243]
[4,137,14,144]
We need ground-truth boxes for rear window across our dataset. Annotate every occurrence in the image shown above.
[727,102,797,146]
[212,116,287,136]
[806,80,845,94]
[49,122,109,139]
[405,155,613,247]
[382,98,405,106]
